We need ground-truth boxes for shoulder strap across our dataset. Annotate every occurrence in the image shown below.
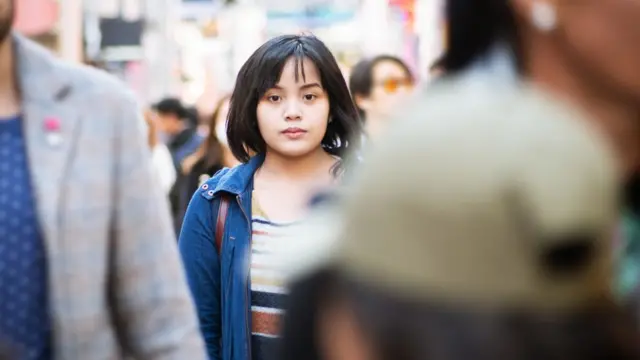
[215,195,231,254]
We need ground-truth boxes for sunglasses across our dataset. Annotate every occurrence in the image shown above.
[376,78,414,93]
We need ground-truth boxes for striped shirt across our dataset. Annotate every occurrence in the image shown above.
[250,193,291,360]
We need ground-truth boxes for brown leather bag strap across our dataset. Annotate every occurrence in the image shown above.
[215,195,231,254]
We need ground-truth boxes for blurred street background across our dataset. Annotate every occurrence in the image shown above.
[15,0,446,116]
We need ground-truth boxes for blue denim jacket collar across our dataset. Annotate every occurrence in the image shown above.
[211,153,265,196]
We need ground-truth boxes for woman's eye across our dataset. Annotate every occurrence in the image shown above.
[303,94,316,101]
[267,95,281,103]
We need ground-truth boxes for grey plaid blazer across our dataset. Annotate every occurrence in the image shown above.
[13,34,206,359]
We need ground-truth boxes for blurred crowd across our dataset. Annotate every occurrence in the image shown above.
[1,0,640,359]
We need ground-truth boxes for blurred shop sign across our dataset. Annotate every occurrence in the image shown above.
[100,17,143,47]
[99,17,144,61]
[181,0,224,20]
[264,0,358,29]
[14,0,58,35]
[261,0,358,13]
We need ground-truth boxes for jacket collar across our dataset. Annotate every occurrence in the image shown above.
[14,32,71,103]
[12,33,82,254]
[212,153,265,196]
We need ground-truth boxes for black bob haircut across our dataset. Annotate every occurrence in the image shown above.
[226,34,363,163]
[439,0,522,74]
[349,55,413,119]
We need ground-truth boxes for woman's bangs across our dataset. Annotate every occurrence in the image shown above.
[255,45,313,97]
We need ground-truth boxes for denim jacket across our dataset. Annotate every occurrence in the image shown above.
[179,154,265,360]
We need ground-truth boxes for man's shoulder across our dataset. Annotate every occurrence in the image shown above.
[54,60,135,104]
[16,34,137,105]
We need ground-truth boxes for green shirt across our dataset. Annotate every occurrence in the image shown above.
[616,210,640,299]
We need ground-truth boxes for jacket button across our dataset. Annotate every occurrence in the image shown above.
[207,190,214,196]
[202,184,209,190]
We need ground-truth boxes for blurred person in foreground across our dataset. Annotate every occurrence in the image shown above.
[348,55,414,142]
[439,0,640,302]
[0,1,206,358]
[279,84,639,360]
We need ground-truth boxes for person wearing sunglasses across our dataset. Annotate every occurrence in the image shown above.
[349,55,415,143]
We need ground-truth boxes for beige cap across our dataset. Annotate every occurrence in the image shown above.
[336,82,620,310]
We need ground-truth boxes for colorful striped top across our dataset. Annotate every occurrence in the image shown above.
[250,193,292,360]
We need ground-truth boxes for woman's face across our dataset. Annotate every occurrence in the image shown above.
[536,0,640,100]
[357,60,414,119]
[256,57,331,159]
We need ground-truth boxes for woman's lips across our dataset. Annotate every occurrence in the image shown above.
[282,128,307,139]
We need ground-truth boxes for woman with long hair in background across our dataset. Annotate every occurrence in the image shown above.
[348,55,414,142]
[175,95,238,230]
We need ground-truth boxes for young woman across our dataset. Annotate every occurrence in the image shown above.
[438,0,640,307]
[178,34,362,360]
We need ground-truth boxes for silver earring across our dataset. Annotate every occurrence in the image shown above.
[531,1,557,32]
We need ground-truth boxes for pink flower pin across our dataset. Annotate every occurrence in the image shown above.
[43,117,61,132]
[43,117,63,147]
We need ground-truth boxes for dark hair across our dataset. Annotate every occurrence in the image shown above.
[226,34,362,163]
[440,0,521,74]
[348,55,414,119]
[154,97,189,120]
[280,266,640,360]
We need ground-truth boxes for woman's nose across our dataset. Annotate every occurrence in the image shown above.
[284,100,302,121]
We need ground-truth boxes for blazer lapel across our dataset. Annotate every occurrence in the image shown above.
[14,34,81,249]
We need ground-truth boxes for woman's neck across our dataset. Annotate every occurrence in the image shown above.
[259,147,337,182]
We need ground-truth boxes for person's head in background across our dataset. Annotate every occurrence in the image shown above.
[349,55,414,141]
[279,86,637,360]
[153,97,190,138]
[441,0,640,176]
[226,34,362,172]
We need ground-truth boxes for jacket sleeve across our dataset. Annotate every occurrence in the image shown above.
[109,90,207,359]
[179,189,222,360]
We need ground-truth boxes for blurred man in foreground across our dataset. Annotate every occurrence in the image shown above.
[280,83,638,360]
[0,0,206,358]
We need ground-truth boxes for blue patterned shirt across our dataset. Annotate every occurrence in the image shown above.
[0,115,51,359]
